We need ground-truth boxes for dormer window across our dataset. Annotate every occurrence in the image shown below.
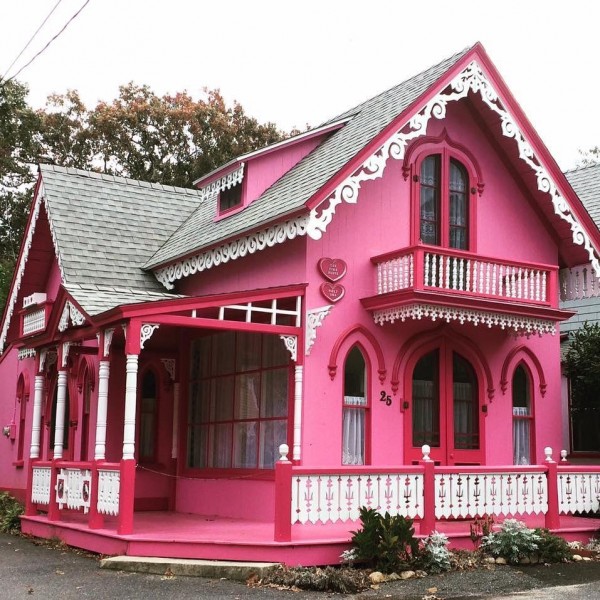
[219,184,243,213]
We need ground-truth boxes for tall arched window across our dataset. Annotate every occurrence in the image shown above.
[512,364,534,464]
[419,153,470,250]
[342,346,368,465]
[16,374,30,464]
[139,369,158,463]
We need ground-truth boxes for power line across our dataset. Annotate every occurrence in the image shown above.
[1,0,64,82]
[1,0,91,85]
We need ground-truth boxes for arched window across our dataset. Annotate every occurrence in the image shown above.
[139,369,158,463]
[418,153,471,250]
[16,374,30,464]
[342,346,369,465]
[512,364,534,465]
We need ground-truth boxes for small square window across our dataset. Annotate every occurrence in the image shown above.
[219,185,242,213]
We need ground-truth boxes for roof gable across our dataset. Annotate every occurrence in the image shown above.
[565,163,600,228]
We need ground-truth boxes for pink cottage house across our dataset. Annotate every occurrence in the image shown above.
[1,43,599,565]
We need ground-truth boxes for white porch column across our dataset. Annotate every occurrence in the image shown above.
[94,360,110,460]
[293,365,303,461]
[29,375,45,459]
[53,370,68,459]
[122,354,139,460]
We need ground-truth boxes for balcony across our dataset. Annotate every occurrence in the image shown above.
[362,246,568,336]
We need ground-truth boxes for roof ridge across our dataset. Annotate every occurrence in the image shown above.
[39,164,204,196]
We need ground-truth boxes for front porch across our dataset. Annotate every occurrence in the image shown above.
[21,448,600,565]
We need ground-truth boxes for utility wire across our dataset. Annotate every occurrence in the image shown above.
[1,0,91,85]
[1,0,64,82]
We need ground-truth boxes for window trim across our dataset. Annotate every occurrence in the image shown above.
[511,361,536,465]
[215,178,247,220]
[405,132,482,252]
[14,372,30,467]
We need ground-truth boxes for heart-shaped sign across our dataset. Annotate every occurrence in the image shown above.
[318,258,347,282]
[320,282,345,303]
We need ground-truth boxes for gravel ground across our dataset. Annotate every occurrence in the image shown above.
[2,531,600,599]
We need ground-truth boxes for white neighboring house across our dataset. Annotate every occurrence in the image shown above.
[560,162,600,459]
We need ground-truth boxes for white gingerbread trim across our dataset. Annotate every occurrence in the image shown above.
[58,300,87,332]
[154,215,309,289]
[198,163,245,202]
[58,304,70,332]
[18,348,36,360]
[306,61,600,280]
[103,328,115,358]
[372,303,556,336]
[61,341,79,368]
[140,323,160,350]
[280,334,298,362]
[161,358,176,381]
[305,305,333,355]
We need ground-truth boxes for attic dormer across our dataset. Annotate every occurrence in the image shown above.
[194,118,350,221]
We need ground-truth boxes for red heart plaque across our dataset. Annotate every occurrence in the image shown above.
[318,258,347,282]
[320,282,345,303]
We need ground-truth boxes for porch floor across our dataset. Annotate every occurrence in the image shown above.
[21,511,600,566]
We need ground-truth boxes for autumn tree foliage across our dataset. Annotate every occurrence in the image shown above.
[0,81,288,315]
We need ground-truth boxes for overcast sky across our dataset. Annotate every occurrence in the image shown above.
[1,0,599,170]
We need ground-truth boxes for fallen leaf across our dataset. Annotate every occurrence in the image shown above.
[427,588,438,594]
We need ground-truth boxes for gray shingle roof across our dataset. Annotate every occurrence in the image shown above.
[41,165,200,315]
[145,46,471,269]
[565,163,600,228]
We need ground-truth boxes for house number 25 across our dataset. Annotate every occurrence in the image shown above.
[380,391,392,406]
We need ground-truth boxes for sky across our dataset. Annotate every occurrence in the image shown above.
[1,0,599,171]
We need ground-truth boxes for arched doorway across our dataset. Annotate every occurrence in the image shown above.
[404,341,483,465]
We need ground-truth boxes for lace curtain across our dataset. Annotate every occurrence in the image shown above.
[513,406,531,465]
[342,396,366,465]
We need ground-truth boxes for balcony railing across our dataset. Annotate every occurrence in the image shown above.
[560,262,600,301]
[373,246,558,307]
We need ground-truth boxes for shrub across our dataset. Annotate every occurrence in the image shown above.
[0,492,24,534]
[421,531,452,573]
[533,528,571,563]
[350,507,419,573]
[481,519,541,565]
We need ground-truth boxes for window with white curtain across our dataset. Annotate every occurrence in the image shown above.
[512,364,533,465]
[342,346,368,465]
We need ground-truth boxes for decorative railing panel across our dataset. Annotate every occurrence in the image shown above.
[22,308,46,335]
[97,468,120,516]
[291,471,423,524]
[560,263,600,301]
[434,470,548,519]
[31,466,51,505]
[55,468,91,513]
[558,471,600,515]
[373,246,555,306]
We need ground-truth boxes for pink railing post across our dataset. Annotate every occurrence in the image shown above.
[88,460,104,530]
[24,460,36,516]
[274,444,293,542]
[117,459,136,535]
[413,247,424,291]
[420,444,436,536]
[544,447,560,530]
[47,461,60,521]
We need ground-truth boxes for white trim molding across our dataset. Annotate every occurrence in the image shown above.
[372,303,556,337]
[154,215,309,289]
[140,323,160,350]
[198,163,245,202]
[280,334,298,362]
[58,300,86,332]
[306,61,600,280]
[305,305,333,355]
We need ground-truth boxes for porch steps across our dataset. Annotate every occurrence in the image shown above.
[100,556,280,581]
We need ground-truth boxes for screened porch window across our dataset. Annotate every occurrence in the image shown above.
[188,331,289,470]
[513,364,533,465]
[139,370,158,462]
[342,346,368,465]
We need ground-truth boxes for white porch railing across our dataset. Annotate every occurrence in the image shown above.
[291,470,424,524]
[97,468,120,516]
[31,465,51,505]
[374,246,556,306]
[560,263,600,301]
[558,470,600,515]
[56,468,92,513]
[434,470,548,519]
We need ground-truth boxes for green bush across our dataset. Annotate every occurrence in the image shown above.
[350,507,419,573]
[481,519,541,565]
[0,492,24,534]
[421,531,452,573]
[534,528,571,563]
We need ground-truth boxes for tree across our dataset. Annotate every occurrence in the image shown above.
[563,322,600,452]
[577,146,600,167]
[0,80,43,312]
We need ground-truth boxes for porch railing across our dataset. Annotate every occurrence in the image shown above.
[274,445,600,541]
[560,262,600,301]
[373,246,558,307]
